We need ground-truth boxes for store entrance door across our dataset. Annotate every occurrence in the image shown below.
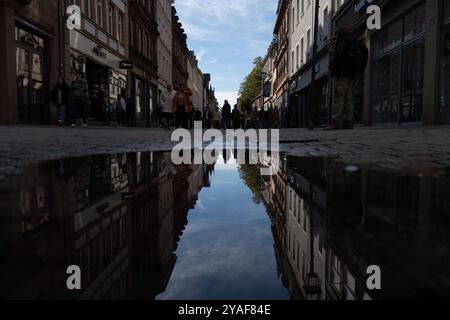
[86,59,109,122]
[15,26,49,124]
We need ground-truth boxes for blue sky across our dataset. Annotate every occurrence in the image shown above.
[175,0,278,107]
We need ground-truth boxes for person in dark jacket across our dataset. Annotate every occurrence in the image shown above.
[221,100,232,129]
[231,105,241,130]
[70,73,90,128]
[326,27,367,130]
[50,77,71,126]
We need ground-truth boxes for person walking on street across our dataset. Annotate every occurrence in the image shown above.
[160,84,175,130]
[326,27,368,130]
[50,77,70,127]
[172,84,193,129]
[231,105,241,130]
[70,73,90,128]
[221,100,232,129]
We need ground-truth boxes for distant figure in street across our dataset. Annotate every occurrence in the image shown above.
[194,108,203,122]
[258,108,266,129]
[50,77,70,127]
[221,100,232,129]
[115,92,127,127]
[326,26,368,130]
[213,107,221,129]
[231,105,241,130]
[172,84,193,129]
[251,107,258,129]
[160,84,175,129]
[70,72,90,128]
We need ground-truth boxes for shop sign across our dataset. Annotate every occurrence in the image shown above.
[354,0,378,14]
[263,82,271,98]
[93,45,107,59]
[120,60,135,69]
[290,80,297,92]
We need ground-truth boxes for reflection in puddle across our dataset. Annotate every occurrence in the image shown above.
[0,151,449,300]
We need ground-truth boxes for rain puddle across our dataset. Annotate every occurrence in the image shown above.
[0,151,449,300]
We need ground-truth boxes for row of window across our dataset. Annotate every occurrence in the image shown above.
[75,0,125,43]
[130,19,155,60]
[290,0,346,74]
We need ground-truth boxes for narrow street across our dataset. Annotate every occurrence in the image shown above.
[1,125,449,179]
[1,0,450,307]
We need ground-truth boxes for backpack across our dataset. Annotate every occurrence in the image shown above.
[348,39,369,73]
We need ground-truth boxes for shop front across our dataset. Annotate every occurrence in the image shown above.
[335,0,429,126]
[130,70,157,127]
[70,30,128,124]
[288,53,330,128]
[370,3,425,125]
[15,23,49,124]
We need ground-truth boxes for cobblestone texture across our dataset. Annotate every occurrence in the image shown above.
[0,125,449,179]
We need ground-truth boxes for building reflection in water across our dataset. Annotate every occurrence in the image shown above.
[259,155,450,300]
[0,152,215,300]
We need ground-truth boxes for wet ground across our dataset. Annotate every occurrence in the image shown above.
[0,150,449,300]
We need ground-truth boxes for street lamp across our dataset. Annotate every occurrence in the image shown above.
[261,72,268,113]
[303,183,323,299]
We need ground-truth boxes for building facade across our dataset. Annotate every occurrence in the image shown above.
[187,51,204,113]
[0,0,66,124]
[288,0,340,127]
[333,0,450,126]
[0,0,216,127]
[68,0,129,124]
[157,0,172,94]
[171,6,188,90]
[128,0,158,127]
[272,0,291,119]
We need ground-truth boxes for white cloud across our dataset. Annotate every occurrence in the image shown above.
[205,59,218,65]
[196,49,206,62]
[215,91,239,108]
[176,0,277,42]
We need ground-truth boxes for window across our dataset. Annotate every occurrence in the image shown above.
[371,5,426,124]
[301,37,304,63]
[96,0,103,27]
[82,0,91,18]
[306,29,311,57]
[322,6,329,41]
[130,20,135,47]
[303,207,307,232]
[138,26,143,53]
[296,0,300,23]
[107,4,114,35]
[143,32,148,57]
[291,51,295,73]
[117,12,123,43]
[296,44,299,68]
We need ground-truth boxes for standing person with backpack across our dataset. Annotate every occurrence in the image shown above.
[326,27,368,130]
